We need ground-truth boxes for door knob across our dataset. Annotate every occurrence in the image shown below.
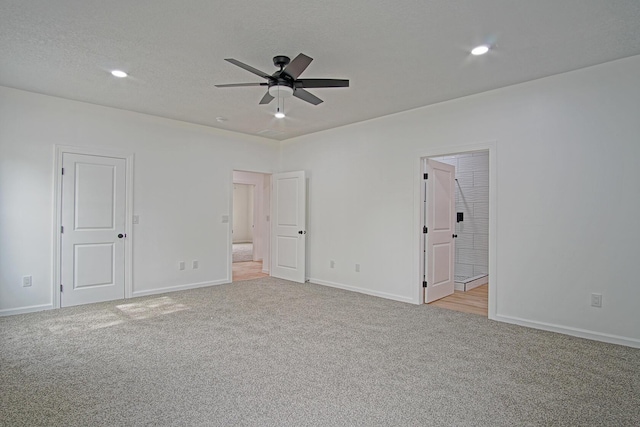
[118,233,124,238]
[452,234,458,238]
[298,230,307,235]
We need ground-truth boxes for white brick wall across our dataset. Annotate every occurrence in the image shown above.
[433,151,489,281]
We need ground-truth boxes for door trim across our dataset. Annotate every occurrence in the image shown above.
[52,145,134,309]
[414,141,497,319]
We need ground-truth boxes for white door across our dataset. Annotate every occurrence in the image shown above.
[271,171,306,283]
[424,159,456,303]
[61,153,127,307]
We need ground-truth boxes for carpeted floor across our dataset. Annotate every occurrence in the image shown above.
[1,277,639,426]
[232,243,253,263]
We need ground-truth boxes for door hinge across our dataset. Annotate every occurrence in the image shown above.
[61,226,64,233]
[60,284,63,292]
[61,168,64,175]
[423,173,428,179]
[423,281,428,288]
[423,226,428,234]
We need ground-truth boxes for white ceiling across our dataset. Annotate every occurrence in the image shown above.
[2,0,640,141]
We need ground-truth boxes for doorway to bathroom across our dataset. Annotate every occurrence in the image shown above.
[421,150,490,316]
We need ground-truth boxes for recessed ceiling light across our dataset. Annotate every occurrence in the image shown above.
[471,45,490,56]
[216,117,228,122]
[111,70,128,78]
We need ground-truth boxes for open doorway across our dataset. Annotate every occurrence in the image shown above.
[232,183,255,261]
[232,171,270,281]
[421,150,490,316]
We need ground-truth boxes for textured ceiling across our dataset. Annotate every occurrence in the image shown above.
[1,0,640,141]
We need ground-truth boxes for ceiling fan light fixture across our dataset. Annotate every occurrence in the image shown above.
[268,85,293,98]
[275,109,285,119]
[471,45,490,56]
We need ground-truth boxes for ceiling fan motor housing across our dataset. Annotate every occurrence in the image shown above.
[268,55,295,97]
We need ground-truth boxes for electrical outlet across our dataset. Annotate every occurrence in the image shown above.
[179,261,185,271]
[22,275,32,287]
[192,260,199,269]
[591,293,602,308]
[355,264,360,272]
[330,260,335,268]
[221,215,229,223]
[132,215,139,224]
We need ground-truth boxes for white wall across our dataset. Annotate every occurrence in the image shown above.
[0,86,279,314]
[232,184,254,243]
[280,55,640,346]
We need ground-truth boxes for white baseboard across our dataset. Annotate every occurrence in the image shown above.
[1,280,232,316]
[308,278,414,304]
[494,314,640,349]
[0,303,53,317]
[132,279,231,298]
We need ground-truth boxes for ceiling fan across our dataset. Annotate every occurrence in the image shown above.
[215,53,349,106]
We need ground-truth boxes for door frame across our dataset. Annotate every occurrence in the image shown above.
[414,141,497,319]
[52,145,134,309]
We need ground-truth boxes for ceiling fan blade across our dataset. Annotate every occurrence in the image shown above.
[293,88,323,105]
[215,82,267,87]
[259,92,275,105]
[295,79,349,88]
[225,59,272,79]
[283,53,313,79]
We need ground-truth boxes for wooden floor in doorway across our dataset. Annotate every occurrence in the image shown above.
[429,284,488,316]
[233,261,269,282]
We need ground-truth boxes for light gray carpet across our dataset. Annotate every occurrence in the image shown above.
[1,277,639,426]
[232,243,253,263]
